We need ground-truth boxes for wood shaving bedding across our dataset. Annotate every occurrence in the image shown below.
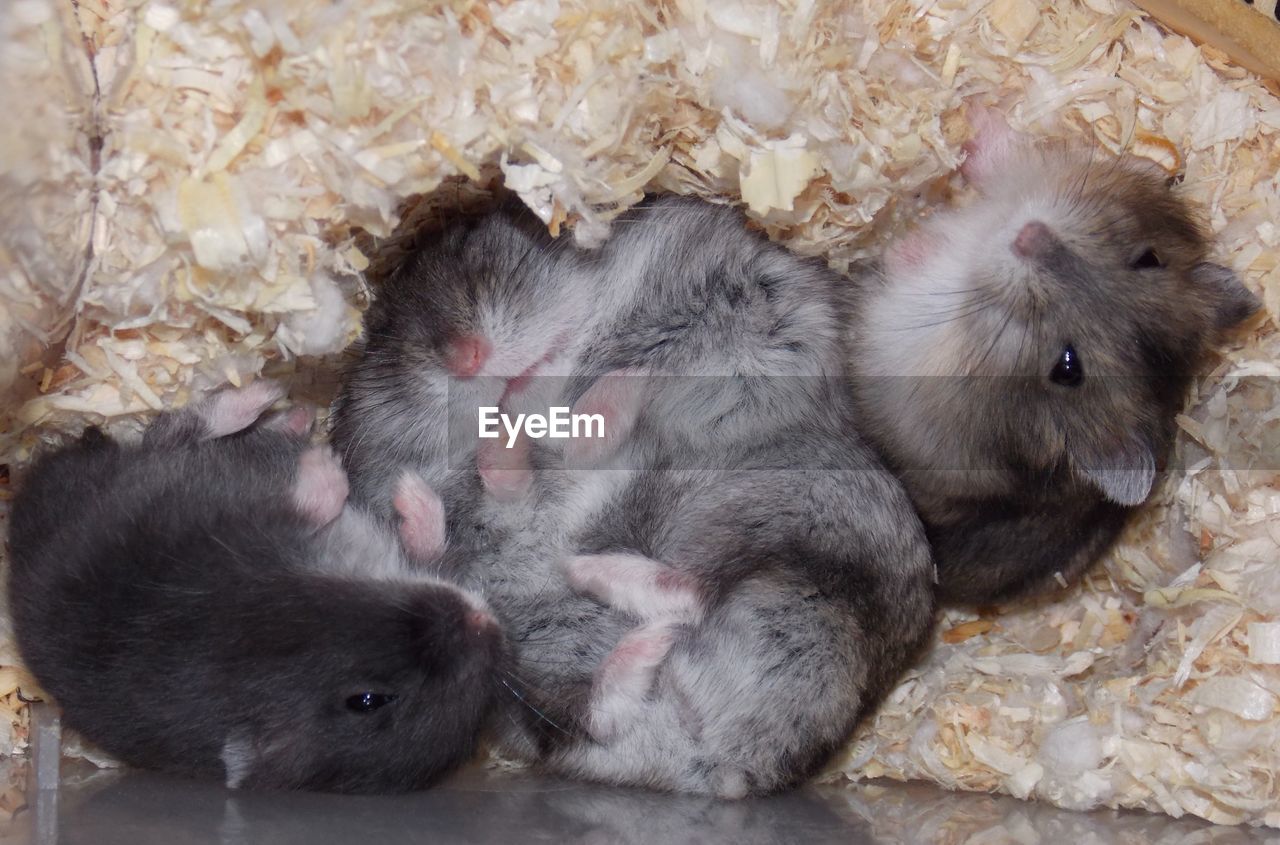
[0,0,1277,826]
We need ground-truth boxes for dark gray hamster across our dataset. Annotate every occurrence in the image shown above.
[7,383,504,793]
[845,106,1261,604]
[332,197,936,797]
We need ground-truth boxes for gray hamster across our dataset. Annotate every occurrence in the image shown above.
[845,106,1261,604]
[332,197,936,797]
[7,382,505,793]
[331,203,601,517]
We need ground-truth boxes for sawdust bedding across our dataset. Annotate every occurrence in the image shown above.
[1,0,1278,827]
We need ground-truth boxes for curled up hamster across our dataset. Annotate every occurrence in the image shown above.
[845,106,1260,605]
[7,383,505,793]
[333,197,937,797]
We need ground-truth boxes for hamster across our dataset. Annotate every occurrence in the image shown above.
[332,197,936,797]
[330,202,600,517]
[7,382,505,793]
[331,198,851,512]
[845,106,1261,604]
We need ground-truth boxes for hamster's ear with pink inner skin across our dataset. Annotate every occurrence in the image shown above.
[1191,262,1261,331]
[960,104,1024,191]
[1070,434,1157,507]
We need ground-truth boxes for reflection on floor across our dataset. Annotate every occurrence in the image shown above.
[0,706,1273,845]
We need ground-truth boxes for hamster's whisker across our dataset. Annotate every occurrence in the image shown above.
[919,291,1004,316]
[891,294,1003,332]
[1014,312,1032,375]
[504,233,546,294]
[970,291,1019,376]
[495,675,579,739]
[894,286,992,298]
[1068,142,1099,207]
[504,651,586,668]
[496,666,567,698]
[208,533,247,566]
[891,306,999,334]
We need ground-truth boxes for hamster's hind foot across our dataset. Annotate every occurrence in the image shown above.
[561,553,703,623]
[262,405,314,437]
[477,432,533,500]
[200,380,287,439]
[393,471,447,561]
[292,447,349,527]
[587,622,679,742]
[561,368,648,467]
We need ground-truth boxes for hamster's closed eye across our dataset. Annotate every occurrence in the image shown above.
[346,692,398,713]
[1130,248,1164,270]
[1049,344,1083,387]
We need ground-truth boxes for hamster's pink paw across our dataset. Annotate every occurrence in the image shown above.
[263,406,314,437]
[201,381,287,439]
[477,433,532,501]
[588,623,678,742]
[292,446,349,526]
[563,553,702,623]
[394,471,447,560]
[562,368,647,467]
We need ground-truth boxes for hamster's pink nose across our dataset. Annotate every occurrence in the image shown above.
[465,609,498,638]
[445,335,491,379]
[1012,221,1057,259]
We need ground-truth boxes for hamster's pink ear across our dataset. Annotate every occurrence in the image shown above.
[1192,262,1261,331]
[1072,435,1157,507]
[960,104,1023,191]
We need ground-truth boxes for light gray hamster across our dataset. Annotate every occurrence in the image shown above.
[8,383,505,793]
[845,106,1261,604]
[331,197,936,797]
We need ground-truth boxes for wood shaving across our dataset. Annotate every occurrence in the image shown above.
[1,0,1278,827]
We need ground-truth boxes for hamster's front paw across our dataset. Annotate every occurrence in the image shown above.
[562,553,703,623]
[477,431,533,500]
[291,446,349,526]
[587,622,679,742]
[393,471,446,561]
[262,405,314,437]
[561,368,647,468]
[200,380,288,439]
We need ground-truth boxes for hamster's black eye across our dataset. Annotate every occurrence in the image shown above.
[1049,345,1083,387]
[1130,248,1163,270]
[346,692,397,713]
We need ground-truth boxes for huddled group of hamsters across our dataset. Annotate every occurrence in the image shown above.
[7,108,1258,796]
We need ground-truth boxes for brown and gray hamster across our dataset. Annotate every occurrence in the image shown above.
[331,197,936,797]
[7,383,505,793]
[846,107,1260,604]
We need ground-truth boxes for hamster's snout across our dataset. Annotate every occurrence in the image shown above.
[445,334,491,378]
[465,608,499,639]
[1012,221,1059,260]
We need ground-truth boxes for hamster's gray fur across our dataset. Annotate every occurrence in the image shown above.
[332,197,936,797]
[8,384,504,793]
[845,108,1260,604]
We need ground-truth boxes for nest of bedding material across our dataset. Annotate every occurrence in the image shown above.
[1,0,1278,826]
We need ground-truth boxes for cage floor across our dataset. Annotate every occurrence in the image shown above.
[0,708,1271,845]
